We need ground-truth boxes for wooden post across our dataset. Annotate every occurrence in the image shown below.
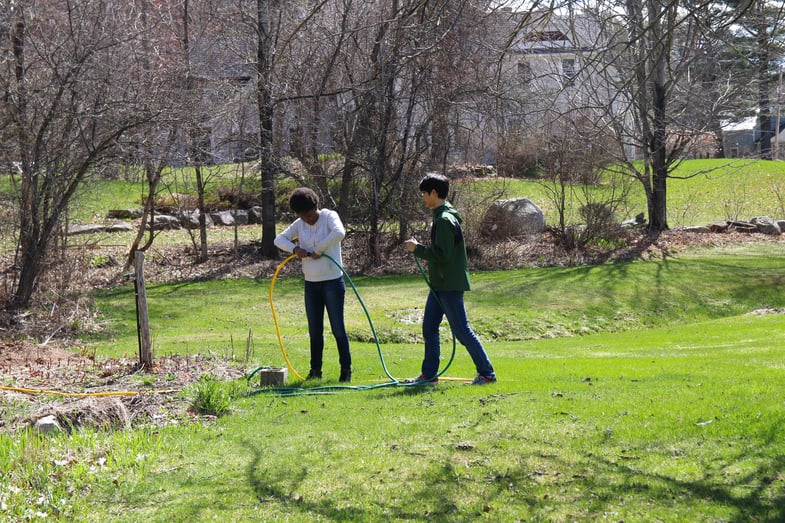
[133,251,153,369]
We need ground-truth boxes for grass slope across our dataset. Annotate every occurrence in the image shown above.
[3,243,785,521]
[13,157,782,227]
[89,242,785,365]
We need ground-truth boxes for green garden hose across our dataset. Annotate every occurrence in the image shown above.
[248,252,457,396]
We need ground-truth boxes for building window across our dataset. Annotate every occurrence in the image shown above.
[562,58,576,87]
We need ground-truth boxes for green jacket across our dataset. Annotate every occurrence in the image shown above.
[413,201,471,292]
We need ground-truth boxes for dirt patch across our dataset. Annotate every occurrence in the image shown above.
[0,339,248,432]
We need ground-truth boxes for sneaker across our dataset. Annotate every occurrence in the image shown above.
[467,374,496,385]
[306,370,322,380]
[339,368,352,383]
[403,374,438,385]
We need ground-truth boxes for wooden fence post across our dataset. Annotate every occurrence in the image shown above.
[133,251,153,369]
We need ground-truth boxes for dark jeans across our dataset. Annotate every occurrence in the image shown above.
[304,277,351,372]
[422,290,495,378]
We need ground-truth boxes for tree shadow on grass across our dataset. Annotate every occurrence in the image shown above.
[476,431,785,521]
[241,438,512,520]
[242,439,426,521]
[580,451,785,521]
[240,422,785,521]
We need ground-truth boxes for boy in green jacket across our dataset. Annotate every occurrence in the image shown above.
[404,173,497,385]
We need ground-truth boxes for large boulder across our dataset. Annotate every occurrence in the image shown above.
[210,210,235,226]
[148,214,181,231]
[210,209,250,226]
[480,197,545,240]
[233,209,249,226]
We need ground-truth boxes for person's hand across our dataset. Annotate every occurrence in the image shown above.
[404,238,418,253]
[294,247,309,258]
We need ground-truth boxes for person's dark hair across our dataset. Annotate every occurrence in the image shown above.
[418,172,450,199]
[288,187,319,213]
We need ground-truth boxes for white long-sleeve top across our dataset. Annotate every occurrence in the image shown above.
[273,209,346,282]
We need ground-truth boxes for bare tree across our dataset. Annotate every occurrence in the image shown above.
[0,1,171,308]
[253,0,279,257]
[279,0,500,260]
[548,1,749,232]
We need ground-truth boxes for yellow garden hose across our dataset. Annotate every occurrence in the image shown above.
[269,253,306,380]
[0,385,138,397]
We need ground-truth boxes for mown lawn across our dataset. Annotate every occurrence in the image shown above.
[3,241,785,522]
[3,158,785,521]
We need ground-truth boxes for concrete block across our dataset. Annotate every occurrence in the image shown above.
[259,367,288,386]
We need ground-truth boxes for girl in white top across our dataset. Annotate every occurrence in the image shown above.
[273,188,352,382]
[274,207,345,282]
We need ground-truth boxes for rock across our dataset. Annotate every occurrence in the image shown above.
[176,209,214,229]
[210,209,249,226]
[708,222,729,233]
[726,221,759,233]
[683,225,712,233]
[248,206,264,224]
[621,212,646,228]
[210,210,236,226]
[750,216,781,235]
[106,223,133,233]
[480,197,545,240]
[233,209,249,226]
[148,214,181,230]
[67,222,133,235]
[32,398,131,433]
[35,415,62,434]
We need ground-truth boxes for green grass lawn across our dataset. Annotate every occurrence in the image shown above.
[3,242,785,521]
[458,158,785,227]
[4,314,784,522]
[88,242,785,363]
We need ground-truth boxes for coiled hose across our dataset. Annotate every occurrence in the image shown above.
[247,252,457,395]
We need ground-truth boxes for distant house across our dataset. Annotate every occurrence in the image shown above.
[486,10,624,162]
[722,117,757,158]
[722,116,785,158]
[500,10,612,119]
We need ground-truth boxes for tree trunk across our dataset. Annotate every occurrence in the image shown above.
[195,165,209,262]
[756,0,772,160]
[649,34,669,232]
[257,0,278,258]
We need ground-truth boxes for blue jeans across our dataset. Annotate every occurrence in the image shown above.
[421,290,495,378]
[304,277,351,372]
